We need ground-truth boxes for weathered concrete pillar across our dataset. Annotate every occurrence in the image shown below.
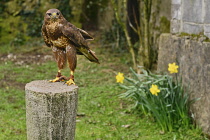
[25,80,78,140]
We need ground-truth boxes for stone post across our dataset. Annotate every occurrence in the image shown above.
[25,80,78,140]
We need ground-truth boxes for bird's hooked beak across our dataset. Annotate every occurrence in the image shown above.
[51,12,58,20]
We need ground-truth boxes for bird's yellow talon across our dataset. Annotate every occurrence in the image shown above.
[49,77,60,82]
[66,79,75,86]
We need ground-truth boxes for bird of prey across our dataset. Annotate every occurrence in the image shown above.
[42,9,99,85]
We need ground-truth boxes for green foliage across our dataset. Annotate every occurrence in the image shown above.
[120,67,198,132]
[100,19,127,52]
[80,0,109,29]
[0,0,73,45]
[0,14,28,45]
[0,1,28,45]
[22,11,43,37]
[0,0,6,13]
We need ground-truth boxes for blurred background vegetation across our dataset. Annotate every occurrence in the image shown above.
[0,0,170,70]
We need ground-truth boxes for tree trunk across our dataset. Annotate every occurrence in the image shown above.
[126,0,140,45]
[138,0,152,70]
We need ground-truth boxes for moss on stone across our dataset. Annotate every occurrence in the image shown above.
[178,32,210,42]
[180,32,202,37]
[160,16,170,33]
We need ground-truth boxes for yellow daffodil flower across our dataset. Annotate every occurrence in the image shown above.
[116,72,124,83]
[150,84,160,96]
[168,63,179,74]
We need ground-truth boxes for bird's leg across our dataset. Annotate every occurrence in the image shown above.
[66,71,75,85]
[49,69,61,82]
[50,46,68,82]
[49,69,68,82]
[66,45,76,86]
[57,70,69,81]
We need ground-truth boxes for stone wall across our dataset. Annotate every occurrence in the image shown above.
[171,0,210,38]
[158,33,210,134]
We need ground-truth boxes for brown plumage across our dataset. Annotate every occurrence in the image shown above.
[42,9,99,85]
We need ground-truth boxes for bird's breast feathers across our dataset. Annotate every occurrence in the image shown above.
[51,36,70,48]
[46,23,70,48]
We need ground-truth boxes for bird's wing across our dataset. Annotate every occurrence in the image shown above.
[61,23,88,47]
[77,28,94,40]
[41,24,51,47]
[61,22,99,64]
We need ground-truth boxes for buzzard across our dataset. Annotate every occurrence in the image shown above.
[42,9,99,85]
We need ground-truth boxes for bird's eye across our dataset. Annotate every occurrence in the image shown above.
[47,13,52,16]
[56,12,59,15]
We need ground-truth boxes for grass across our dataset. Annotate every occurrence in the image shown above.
[0,40,207,140]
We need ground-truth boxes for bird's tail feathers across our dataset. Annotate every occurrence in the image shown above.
[82,48,100,64]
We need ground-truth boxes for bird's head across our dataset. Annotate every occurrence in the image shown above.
[45,9,63,22]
